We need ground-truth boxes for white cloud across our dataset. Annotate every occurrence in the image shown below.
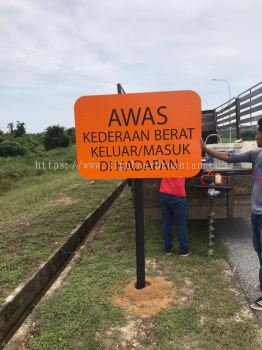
[0,0,261,132]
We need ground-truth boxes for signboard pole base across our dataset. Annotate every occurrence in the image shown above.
[134,178,145,289]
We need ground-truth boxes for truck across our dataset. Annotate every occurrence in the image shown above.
[138,81,262,220]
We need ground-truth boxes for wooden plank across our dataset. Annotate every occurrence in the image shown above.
[239,114,262,126]
[233,206,251,217]
[238,86,262,103]
[217,116,236,127]
[188,206,227,219]
[202,111,215,119]
[215,100,236,114]
[144,208,161,219]
[249,87,262,98]
[240,95,262,110]
[202,116,216,123]
[217,114,237,127]
[217,123,236,130]
[217,120,236,128]
[202,114,216,121]
[232,175,252,186]
[218,124,236,131]
[202,111,216,131]
[233,200,251,206]
[202,120,217,128]
[202,122,217,132]
[143,195,160,208]
[216,109,236,121]
[240,104,262,117]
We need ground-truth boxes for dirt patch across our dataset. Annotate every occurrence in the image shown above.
[254,324,262,347]
[145,258,161,274]
[230,306,254,322]
[44,196,78,207]
[222,268,235,282]
[103,317,157,350]
[66,183,82,190]
[112,276,177,318]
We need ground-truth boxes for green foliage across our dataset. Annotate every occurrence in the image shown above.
[6,121,26,137]
[7,122,14,134]
[0,175,119,307]
[0,134,42,157]
[16,135,40,152]
[0,140,28,157]
[218,128,236,143]
[219,126,257,142]
[0,145,76,194]
[0,121,32,156]
[14,121,26,137]
[66,127,76,144]
[240,127,256,141]
[35,132,45,145]
[44,125,70,150]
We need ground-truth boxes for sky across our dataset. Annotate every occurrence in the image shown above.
[0,0,261,133]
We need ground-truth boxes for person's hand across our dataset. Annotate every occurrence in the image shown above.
[201,139,207,152]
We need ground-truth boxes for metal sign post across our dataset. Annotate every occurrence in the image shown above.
[134,178,145,289]
[117,84,145,289]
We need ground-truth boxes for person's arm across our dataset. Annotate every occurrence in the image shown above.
[201,140,229,161]
[201,140,256,163]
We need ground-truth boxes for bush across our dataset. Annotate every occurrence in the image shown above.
[67,127,76,144]
[44,125,70,150]
[240,127,256,141]
[0,140,28,157]
[17,135,40,152]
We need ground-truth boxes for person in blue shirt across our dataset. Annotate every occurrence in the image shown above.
[202,117,262,311]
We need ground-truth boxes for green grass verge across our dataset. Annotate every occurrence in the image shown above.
[0,145,76,195]
[0,171,119,306]
[27,189,261,350]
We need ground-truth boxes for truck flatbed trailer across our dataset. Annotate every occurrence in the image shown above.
[140,81,262,219]
[142,169,252,219]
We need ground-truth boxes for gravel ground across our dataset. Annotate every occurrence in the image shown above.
[216,218,262,319]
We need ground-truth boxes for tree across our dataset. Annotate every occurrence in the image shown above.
[67,127,76,143]
[0,140,27,157]
[44,125,70,150]
[14,121,26,137]
[7,122,14,134]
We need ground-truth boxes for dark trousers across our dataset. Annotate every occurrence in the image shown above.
[159,192,189,253]
[251,213,262,289]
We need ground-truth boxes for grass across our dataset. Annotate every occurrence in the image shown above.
[26,189,262,350]
[0,145,76,195]
[0,171,77,221]
[0,167,120,306]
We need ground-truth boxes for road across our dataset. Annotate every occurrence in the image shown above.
[216,218,262,319]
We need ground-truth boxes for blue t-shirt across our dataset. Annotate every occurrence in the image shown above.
[228,150,262,214]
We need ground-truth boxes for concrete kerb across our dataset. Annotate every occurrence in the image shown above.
[0,180,127,347]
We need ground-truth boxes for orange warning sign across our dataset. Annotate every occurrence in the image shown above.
[74,91,201,179]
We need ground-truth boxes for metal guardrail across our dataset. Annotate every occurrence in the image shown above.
[116,82,262,140]
[215,81,262,139]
